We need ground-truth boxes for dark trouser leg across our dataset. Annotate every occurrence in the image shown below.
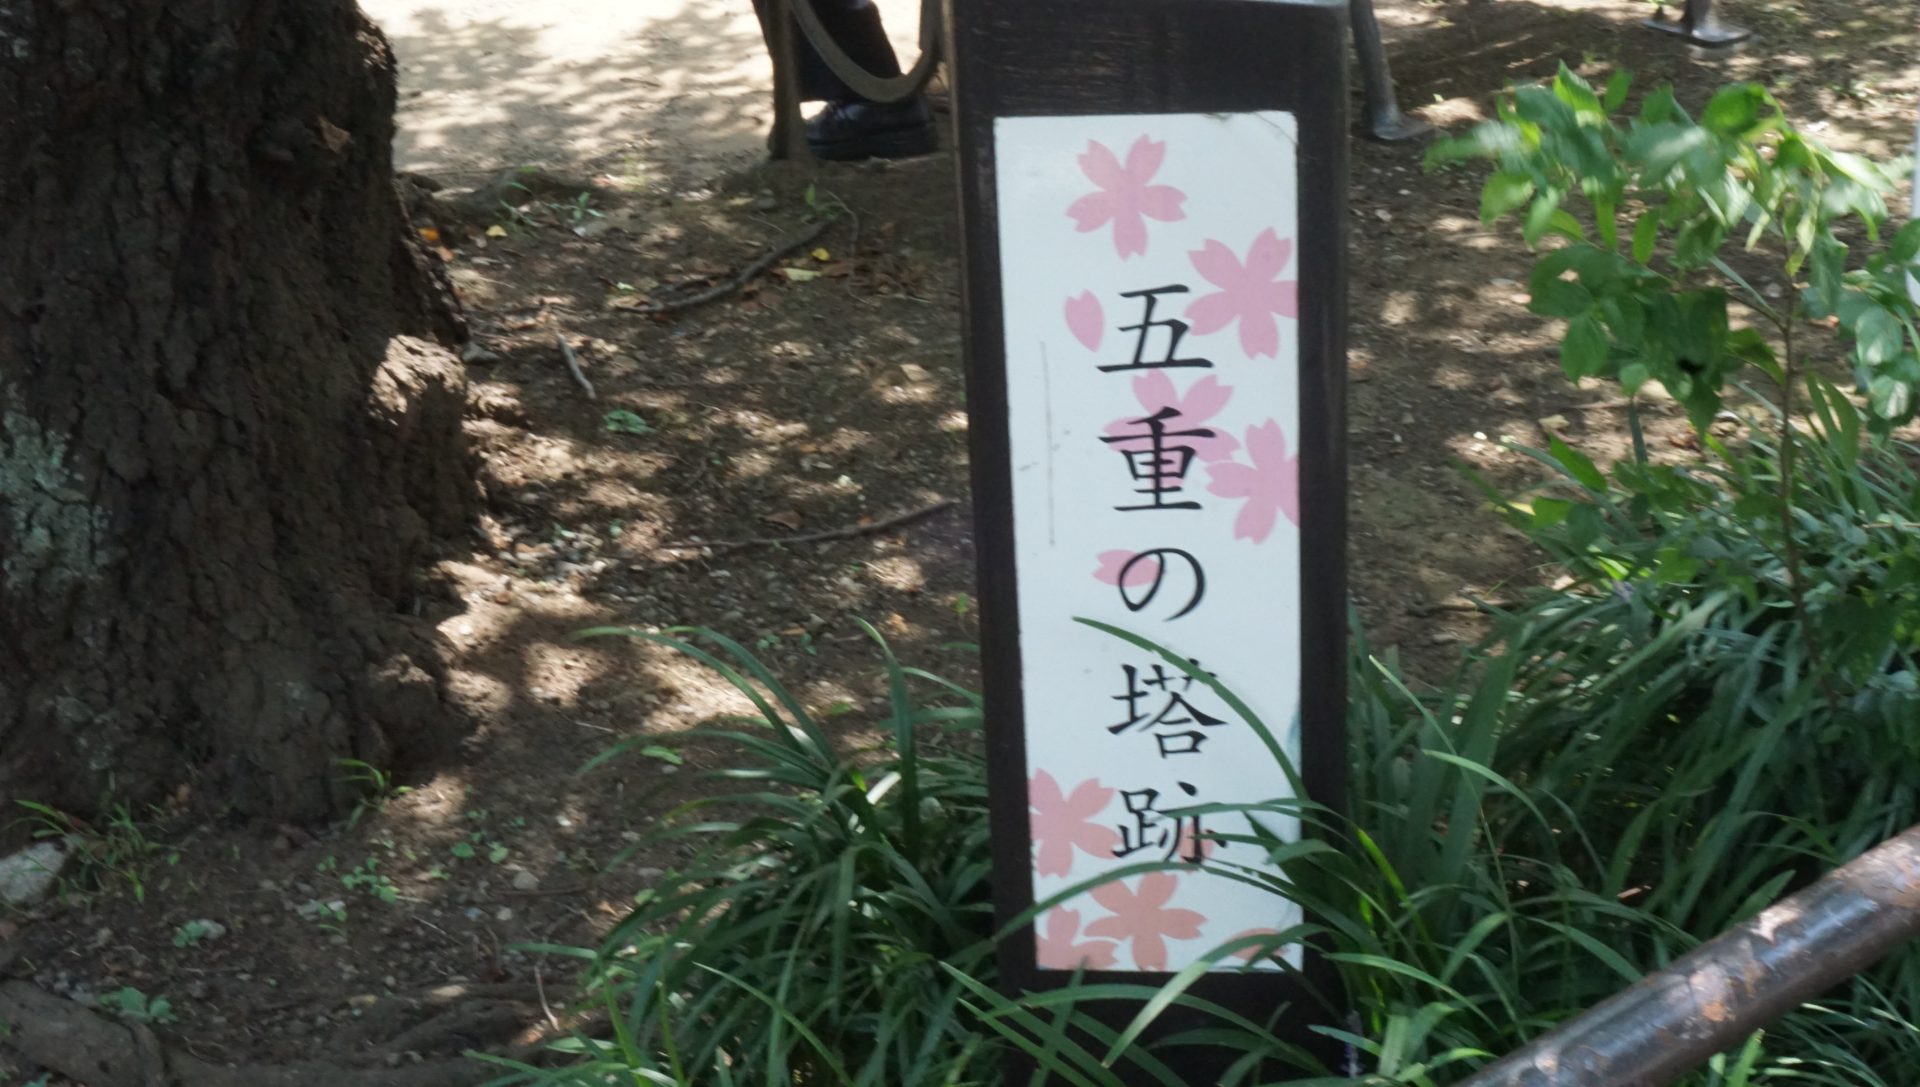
[751,0,904,103]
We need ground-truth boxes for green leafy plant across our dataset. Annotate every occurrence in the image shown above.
[337,758,411,828]
[171,919,221,948]
[602,409,654,436]
[340,857,400,904]
[98,987,177,1025]
[12,798,171,902]
[1429,64,1917,433]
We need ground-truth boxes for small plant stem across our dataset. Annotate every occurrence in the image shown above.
[1774,309,1840,706]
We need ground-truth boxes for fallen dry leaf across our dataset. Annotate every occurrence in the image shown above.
[811,247,831,261]
[780,267,822,283]
[762,510,804,530]
[486,225,509,238]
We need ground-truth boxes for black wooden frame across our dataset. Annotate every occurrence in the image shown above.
[950,0,1351,1071]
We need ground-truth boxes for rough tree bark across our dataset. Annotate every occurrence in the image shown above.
[0,0,475,820]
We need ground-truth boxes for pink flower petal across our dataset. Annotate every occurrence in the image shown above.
[1030,769,1065,810]
[1184,291,1239,337]
[1245,229,1291,280]
[1132,933,1170,972]
[1034,837,1075,878]
[1233,496,1281,545]
[1131,371,1179,415]
[1093,549,1163,588]
[1179,375,1234,420]
[1123,136,1167,183]
[1064,291,1104,351]
[1037,907,1119,970]
[1077,140,1127,191]
[1067,193,1116,233]
[1139,185,1187,222]
[1112,214,1148,259]
[1187,239,1241,288]
[1239,311,1280,359]
[1207,461,1258,500]
[1157,908,1207,941]
[1087,879,1136,917]
[1136,872,1179,908]
[1245,419,1290,465]
[1063,777,1115,818]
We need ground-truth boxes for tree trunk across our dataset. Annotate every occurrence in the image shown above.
[0,0,476,821]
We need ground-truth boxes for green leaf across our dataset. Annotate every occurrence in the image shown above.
[1855,305,1903,366]
[1619,361,1651,393]
[1548,435,1608,491]
[1628,123,1708,181]
[1545,208,1588,243]
[1600,294,1646,348]
[1560,315,1610,379]
[1868,373,1912,420]
[1523,193,1564,247]
[1531,278,1594,319]
[1602,70,1631,112]
[1480,171,1536,222]
[1530,497,1575,529]
[1631,212,1660,264]
[1701,83,1767,136]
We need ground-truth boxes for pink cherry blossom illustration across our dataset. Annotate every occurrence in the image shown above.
[1084,872,1206,972]
[1093,550,1161,588]
[1035,907,1119,971]
[1102,372,1240,463]
[1030,771,1120,878]
[1227,927,1288,964]
[1064,291,1104,351]
[1185,228,1300,358]
[1066,137,1188,260]
[1206,420,1301,545]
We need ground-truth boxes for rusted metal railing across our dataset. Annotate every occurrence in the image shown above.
[1460,825,1920,1087]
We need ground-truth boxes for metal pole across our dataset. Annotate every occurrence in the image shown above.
[1459,825,1920,1087]
[1349,0,1429,142]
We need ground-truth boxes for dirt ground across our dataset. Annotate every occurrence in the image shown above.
[5,0,1917,1081]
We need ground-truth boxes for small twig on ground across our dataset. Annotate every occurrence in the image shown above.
[501,882,592,898]
[669,497,957,554]
[1404,597,1517,617]
[533,964,562,1034]
[556,333,594,400]
[623,218,834,317]
[819,189,860,252]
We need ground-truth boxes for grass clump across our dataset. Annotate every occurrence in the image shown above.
[483,625,996,1086]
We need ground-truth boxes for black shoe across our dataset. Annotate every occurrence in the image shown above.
[805,97,937,161]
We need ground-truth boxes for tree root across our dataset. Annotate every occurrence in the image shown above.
[0,981,501,1087]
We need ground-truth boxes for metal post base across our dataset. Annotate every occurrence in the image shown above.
[1644,0,1751,47]
[1350,0,1431,143]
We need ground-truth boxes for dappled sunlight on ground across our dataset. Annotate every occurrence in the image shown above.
[363,0,930,184]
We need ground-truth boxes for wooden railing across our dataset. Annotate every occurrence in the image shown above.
[1460,825,1920,1086]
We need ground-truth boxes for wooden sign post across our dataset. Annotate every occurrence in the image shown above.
[950,0,1350,1070]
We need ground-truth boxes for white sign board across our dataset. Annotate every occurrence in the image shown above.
[995,112,1304,974]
